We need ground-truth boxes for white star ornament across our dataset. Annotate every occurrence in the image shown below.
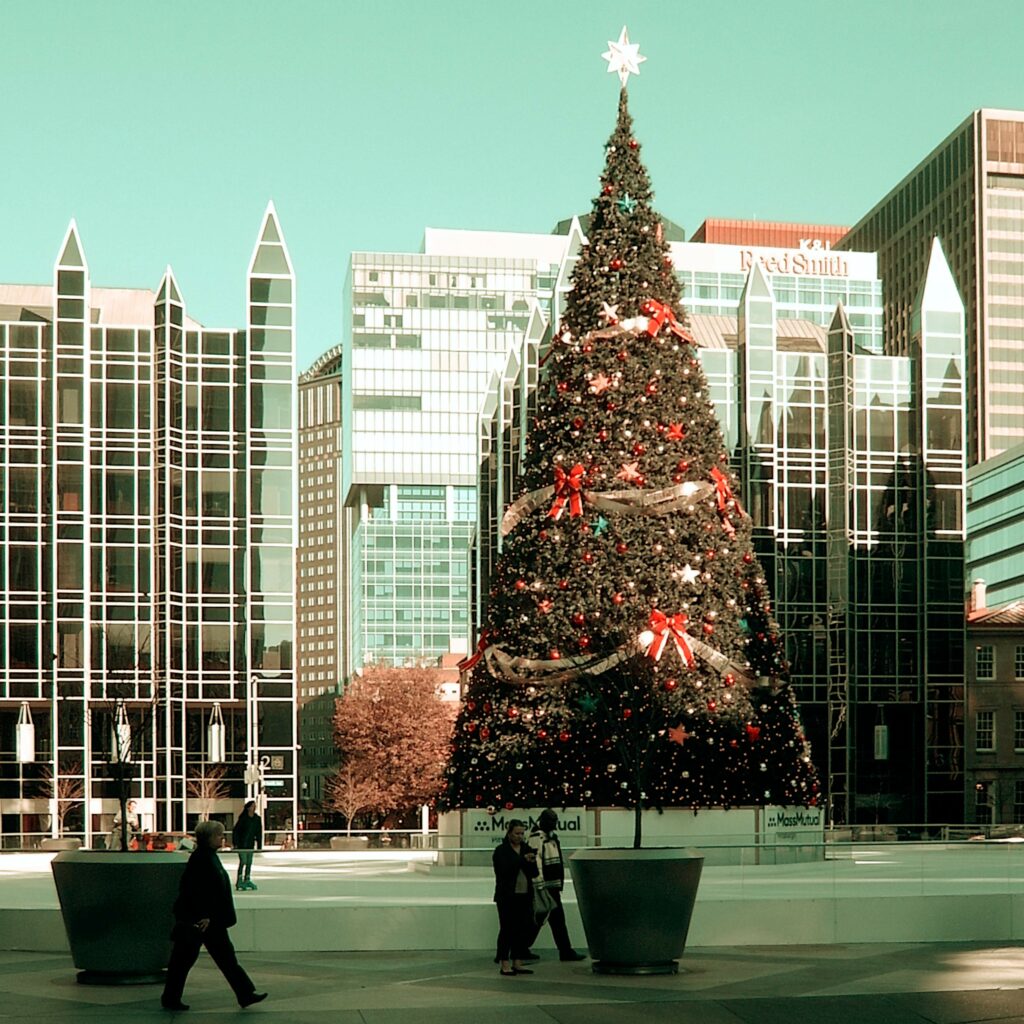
[602,26,646,87]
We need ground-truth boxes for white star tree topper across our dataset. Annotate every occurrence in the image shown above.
[602,26,646,87]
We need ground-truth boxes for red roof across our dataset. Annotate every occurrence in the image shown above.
[968,600,1024,626]
[690,219,849,248]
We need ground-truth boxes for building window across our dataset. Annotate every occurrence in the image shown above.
[976,710,995,752]
[1017,646,1024,681]
[976,645,995,679]
[1015,782,1024,824]
[973,781,993,824]
[1016,711,1024,752]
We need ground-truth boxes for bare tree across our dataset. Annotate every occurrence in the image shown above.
[38,761,85,837]
[324,763,386,836]
[186,764,230,822]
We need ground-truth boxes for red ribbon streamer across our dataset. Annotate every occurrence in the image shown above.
[641,299,696,344]
[710,466,734,513]
[549,463,585,520]
[458,630,492,675]
[711,466,741,536]
[647,610,696,669]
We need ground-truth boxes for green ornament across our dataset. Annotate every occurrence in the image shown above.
[577,693,599,714]
[617,193,637,214]
[739,617,751,634]
[592,515,609,537]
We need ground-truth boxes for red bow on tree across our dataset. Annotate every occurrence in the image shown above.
[549,463,586,520]
[646,610,696,668]
[641,299,696,344]
[458,630,492,675]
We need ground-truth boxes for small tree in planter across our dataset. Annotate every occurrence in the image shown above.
[324,763,384,838]
[441,35,818,973]
[39,760,85,840]
[187,764,230,823]
[51,630,187,984]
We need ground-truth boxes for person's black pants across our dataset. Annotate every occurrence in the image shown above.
[162,925,255,1005]
[528,888,573,952]
[494,893,531,962]
[236,850,255,882]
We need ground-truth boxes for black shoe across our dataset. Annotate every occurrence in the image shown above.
[559,949,586,961]
[161,1000,190,1011]
[239,992,268,1008]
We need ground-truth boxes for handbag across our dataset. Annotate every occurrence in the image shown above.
[532,882,556,922]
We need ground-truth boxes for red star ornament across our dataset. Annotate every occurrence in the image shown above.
[589,372,612,395]
[616,461,643,484]
[666,422,686,441]
[668,724,690,745]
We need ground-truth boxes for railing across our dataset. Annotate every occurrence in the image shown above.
[3,824,1022,853]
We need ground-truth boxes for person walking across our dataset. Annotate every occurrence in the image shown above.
[527,809,586,961]
[492,818,538,976]
[231,800,262,891]
[161,820,267,1011]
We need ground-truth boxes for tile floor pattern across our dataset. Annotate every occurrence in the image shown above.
[3,944,1024,1023]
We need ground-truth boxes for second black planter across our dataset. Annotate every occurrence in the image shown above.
[568,847,704,974]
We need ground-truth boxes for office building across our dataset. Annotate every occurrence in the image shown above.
[476,234,966,824]
[337,248,557,677]
[840,109,1024,464]
[0,208,298,846]
[965,579,1024,824]
[966,443,1024,606]
[322,219,966,821]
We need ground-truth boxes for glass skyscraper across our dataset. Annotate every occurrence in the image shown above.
[0,208,297,846]
[339,251,545,674]
[475,234,966,824]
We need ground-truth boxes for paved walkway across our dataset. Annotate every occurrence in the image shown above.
[4,942,1024,1023]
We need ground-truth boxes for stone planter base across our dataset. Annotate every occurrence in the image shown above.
[568,847,703,975]
[51,850,188,984]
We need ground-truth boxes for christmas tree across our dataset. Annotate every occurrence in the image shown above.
[442,42,817,846]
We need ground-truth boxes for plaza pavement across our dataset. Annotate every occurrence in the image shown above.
[3,941,1024,1023]
[5,847,1024,1020]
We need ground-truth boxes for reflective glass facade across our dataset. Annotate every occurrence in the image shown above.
[967,444,1024,606]
[0,210,297,846]
[341,253,544,672]
[475,235,966,824]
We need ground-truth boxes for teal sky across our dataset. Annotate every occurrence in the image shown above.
[3,0,1023,369]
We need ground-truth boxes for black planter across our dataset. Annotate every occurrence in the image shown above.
[568,847,703,975]
[51,850,188,984]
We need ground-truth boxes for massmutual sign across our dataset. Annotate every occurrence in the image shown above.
[459,808,593,849]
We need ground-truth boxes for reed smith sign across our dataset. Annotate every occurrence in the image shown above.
[740,239,850,278]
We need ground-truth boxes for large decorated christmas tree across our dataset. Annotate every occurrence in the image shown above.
[442,31,817,842]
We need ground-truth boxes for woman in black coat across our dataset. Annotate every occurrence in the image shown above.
[492,818,538,976]
[161,820,267,1011]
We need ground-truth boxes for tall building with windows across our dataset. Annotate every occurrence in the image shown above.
[964,580,1024,824]
[338,250,555,676]
[840,109,1024,463]
[476,234,967,824]
[966,443,1024,607]
[0,208,297,846]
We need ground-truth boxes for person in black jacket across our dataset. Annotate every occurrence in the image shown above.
[492,818,538,976]
[161,820,267,1012]
[231,800,263,891]
[526,809,586,961]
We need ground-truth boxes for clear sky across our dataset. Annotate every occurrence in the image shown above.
[3,0,1023,368]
